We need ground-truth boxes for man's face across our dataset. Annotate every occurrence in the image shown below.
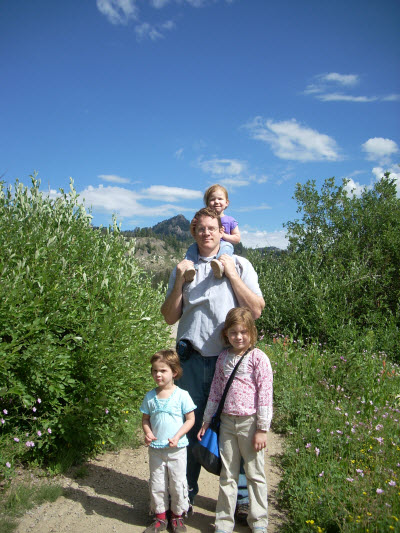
[194,216,223,255]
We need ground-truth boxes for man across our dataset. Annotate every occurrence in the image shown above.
[161,207,265,522]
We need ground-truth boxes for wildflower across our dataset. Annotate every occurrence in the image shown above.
[37,398,41,403]
[319,471,324,477]
[375,424,383,431]
[316,428,321,433]
[14,437,19,442]
[32,407,37,412]
[315,447,320,457]
[3,409,8,414]
[389,481,396,486]
[47,428,52,434]
[305,443,311,449]
[105,409,109,414]
[6,462,11,468]
[346,478,354,482]
[376,488,384,494]
[336,430,343,435]
[37,431,42,437]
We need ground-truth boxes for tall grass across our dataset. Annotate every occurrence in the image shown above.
[264,335,399,532]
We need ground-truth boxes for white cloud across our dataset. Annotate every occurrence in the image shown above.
[79,184,195,217]
[241,229,288,250]
[98,174,131,184]
[174,148,184,159]
[372,165,400,196]
[218,178,250,188]
[151,0,170,7]
[245,117,340,162]
[199,157,247,176]
[343,178,369,197]
[320,72,359,86]
[362,137,399,162]
[317,93,377,103]
[141,185,202,202]
[236,203,272,212]
[304,72,396,103]
[382,94,400,102]
[135,22,164,40]
[96,0,139,25]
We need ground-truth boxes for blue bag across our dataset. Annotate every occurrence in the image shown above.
[192,417,221,475]
[192,347,251,476]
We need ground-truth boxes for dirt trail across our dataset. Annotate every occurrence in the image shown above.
[16,324,286,532]
[16,431,285,533]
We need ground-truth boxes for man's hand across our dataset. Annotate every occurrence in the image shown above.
[253,430,267,451]
[176,259,195,282]
[218,254,238,280]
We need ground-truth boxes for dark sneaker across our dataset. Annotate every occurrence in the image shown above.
[235,502,249,525]
[142,518,168,533]
[171,516,187,532]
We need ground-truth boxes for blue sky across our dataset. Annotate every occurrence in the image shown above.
[1,0,399,249]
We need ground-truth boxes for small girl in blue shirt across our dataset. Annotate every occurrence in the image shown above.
[140,349,196,533]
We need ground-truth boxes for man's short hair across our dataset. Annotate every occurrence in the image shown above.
[193,207,223,230]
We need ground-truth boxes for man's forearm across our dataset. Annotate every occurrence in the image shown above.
[228,274,265,319]
[161,283,183,324]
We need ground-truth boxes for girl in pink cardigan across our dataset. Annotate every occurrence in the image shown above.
[197,307,273,533]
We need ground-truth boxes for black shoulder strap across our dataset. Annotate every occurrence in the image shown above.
[214,347,252,422]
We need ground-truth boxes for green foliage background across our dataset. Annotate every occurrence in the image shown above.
[0,176,171,474]
[251,174,400,361]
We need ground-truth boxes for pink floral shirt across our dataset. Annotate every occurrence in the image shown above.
[203,347,273,431]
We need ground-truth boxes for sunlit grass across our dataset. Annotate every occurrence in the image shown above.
[263,335,400,532]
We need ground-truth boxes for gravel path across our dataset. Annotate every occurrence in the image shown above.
[15,431,285,533]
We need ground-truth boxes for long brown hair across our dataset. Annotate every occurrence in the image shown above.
[221,307,257,347]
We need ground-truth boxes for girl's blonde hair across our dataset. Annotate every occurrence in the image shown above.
[221,307,258,347]
[150,349,183,380]
[203,184,229,207]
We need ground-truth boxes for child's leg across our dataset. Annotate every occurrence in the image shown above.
[214,415,241,532]
[148,448,170,515]
[216,241,234,259]
[167,447,189,516]
[184,243,198,282]
[211,241,234,279]
[236,415,268,530]
[184,243,199,266]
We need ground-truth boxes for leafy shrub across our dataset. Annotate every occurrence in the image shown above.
[0,175,171,478]
[252,174,400,361]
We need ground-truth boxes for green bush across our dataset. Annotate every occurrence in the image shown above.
[252,174,400,361]
[0,175,171,478]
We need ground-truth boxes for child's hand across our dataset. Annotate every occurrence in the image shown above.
[144,431,157,446]
[197,423,210,441]
[253,430,267,451]
[168,435,180,447]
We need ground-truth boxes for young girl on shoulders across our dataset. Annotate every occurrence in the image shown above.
[184,184,241,281]
[140,350,196,533]
[197,308,273,533]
